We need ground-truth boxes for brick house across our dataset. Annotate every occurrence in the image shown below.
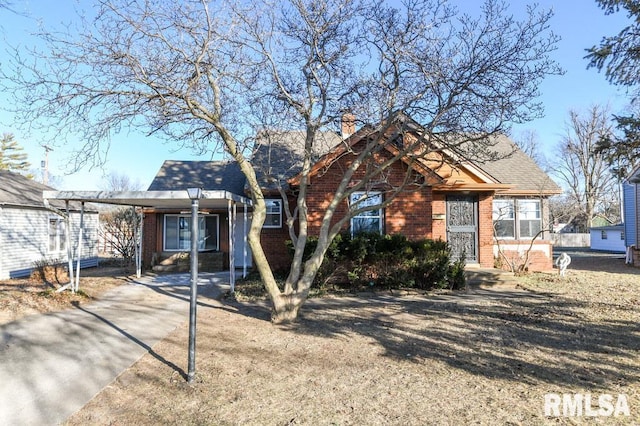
[139,114,561,273]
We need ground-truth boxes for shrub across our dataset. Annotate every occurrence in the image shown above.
[286,233,466,291]
[31,258,69,286]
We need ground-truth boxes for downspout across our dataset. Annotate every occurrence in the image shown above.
[65,201,74,286]
[243,203,247,278]
[137,208,143,278]
[228,199,236,293]
[0,207,3,280]
[74,202,85,292]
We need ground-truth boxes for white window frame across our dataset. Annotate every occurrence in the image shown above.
[163,214,220,251]
[263,199,283,228]
[492,198,542,240]
[517,199,542,239]
[492,199,515,239]
[48,216,66,253]
[349,191,383,236]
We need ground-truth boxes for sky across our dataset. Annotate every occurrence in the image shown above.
[0,1,634,191]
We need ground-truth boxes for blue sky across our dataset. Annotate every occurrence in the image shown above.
[0,1,633,190]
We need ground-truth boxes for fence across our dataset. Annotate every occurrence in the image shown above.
[550,233,590,248]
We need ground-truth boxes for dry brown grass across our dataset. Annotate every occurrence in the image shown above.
[64,252,639,425]
[0,263,133,325]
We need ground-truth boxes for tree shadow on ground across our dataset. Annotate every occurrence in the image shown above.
[270,289,640,390]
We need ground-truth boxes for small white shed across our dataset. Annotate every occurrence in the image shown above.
[589,225,626,253]
[0,171,99,279]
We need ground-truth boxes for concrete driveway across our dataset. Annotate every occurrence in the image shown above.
[0,272,231,426]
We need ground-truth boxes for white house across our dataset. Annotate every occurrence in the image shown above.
[589,225,626,253]
[0,171,99,279]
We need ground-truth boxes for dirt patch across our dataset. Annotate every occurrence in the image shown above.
[65,255,640,425]
[0,264,133,325]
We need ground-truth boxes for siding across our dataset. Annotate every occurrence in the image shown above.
[590,226,626,253]
[0,206,99,280]
[623,183,637,247]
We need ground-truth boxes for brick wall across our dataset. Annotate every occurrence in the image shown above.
[494,241,554,272]
[478,193,495,268]
[261,147,439,270]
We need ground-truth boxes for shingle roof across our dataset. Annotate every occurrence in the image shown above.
[149,125,560,197]
[0,171,94,212]
[252,130,343,190]
[471,134,561,195]
[148,160,247,195]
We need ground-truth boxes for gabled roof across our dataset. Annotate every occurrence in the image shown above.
[284,115,559,196]
[253,130,342,190]
[461,134,562,195]
[148,160,247,195]
[0,171,92,212]
[149,115,560,197]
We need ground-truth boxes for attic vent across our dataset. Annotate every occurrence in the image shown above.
[392,135,403,149]
[341,113,356,139]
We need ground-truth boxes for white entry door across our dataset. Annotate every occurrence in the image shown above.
[233,212,253,268]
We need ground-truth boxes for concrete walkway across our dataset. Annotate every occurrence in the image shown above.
[0,272,231,426]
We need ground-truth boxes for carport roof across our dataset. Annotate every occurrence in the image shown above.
[43,190,252,210]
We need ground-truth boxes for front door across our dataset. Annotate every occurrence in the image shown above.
[446,195,478,263]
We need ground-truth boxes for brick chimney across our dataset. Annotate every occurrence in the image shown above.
[341,112,356,139]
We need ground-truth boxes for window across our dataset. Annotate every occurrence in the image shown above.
[263,199,282,228]
[601,230,608,240]
[492,199,515,238]
[164,214,219,251]
[350,191,383,235]
[492,199,541,239]
[621,232,625,241]
[48,217,66,252]
[518,200,541,238]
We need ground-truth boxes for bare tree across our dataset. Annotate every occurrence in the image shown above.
[511,129,545,167]
[550,105,618,232]
[100,171,143,192]
[2,0,560,322]
[99,207,141,265]
[98,171,143,263]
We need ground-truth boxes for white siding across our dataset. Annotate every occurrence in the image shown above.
[590,226,626,253]
[0,206,99,280]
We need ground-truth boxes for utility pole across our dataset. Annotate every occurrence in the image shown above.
[41,145,53,185]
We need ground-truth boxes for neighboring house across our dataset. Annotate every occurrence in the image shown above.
[0,171,99,279]
[623,164,639,265]
[142,114,561,272]
[591,214,615,228]
[590,225,625,253]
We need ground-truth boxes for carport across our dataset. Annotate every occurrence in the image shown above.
[43,189,253,291]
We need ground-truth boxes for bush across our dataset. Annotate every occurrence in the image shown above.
[31,258,69,286]
[286,232,465,291]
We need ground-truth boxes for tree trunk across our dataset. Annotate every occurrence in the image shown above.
[271,292,306,324]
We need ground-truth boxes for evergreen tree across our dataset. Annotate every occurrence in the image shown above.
[586,0,640,177]
[0,133,31,173]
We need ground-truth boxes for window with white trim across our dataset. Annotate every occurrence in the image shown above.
[518,200,541,238]
[164,214,219,251]
[601,230,608,240]
[48,217,66,253]
[492,199,541,239]
[350,191,383,235]
[263,199,282,228]
[492,199,515,238]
